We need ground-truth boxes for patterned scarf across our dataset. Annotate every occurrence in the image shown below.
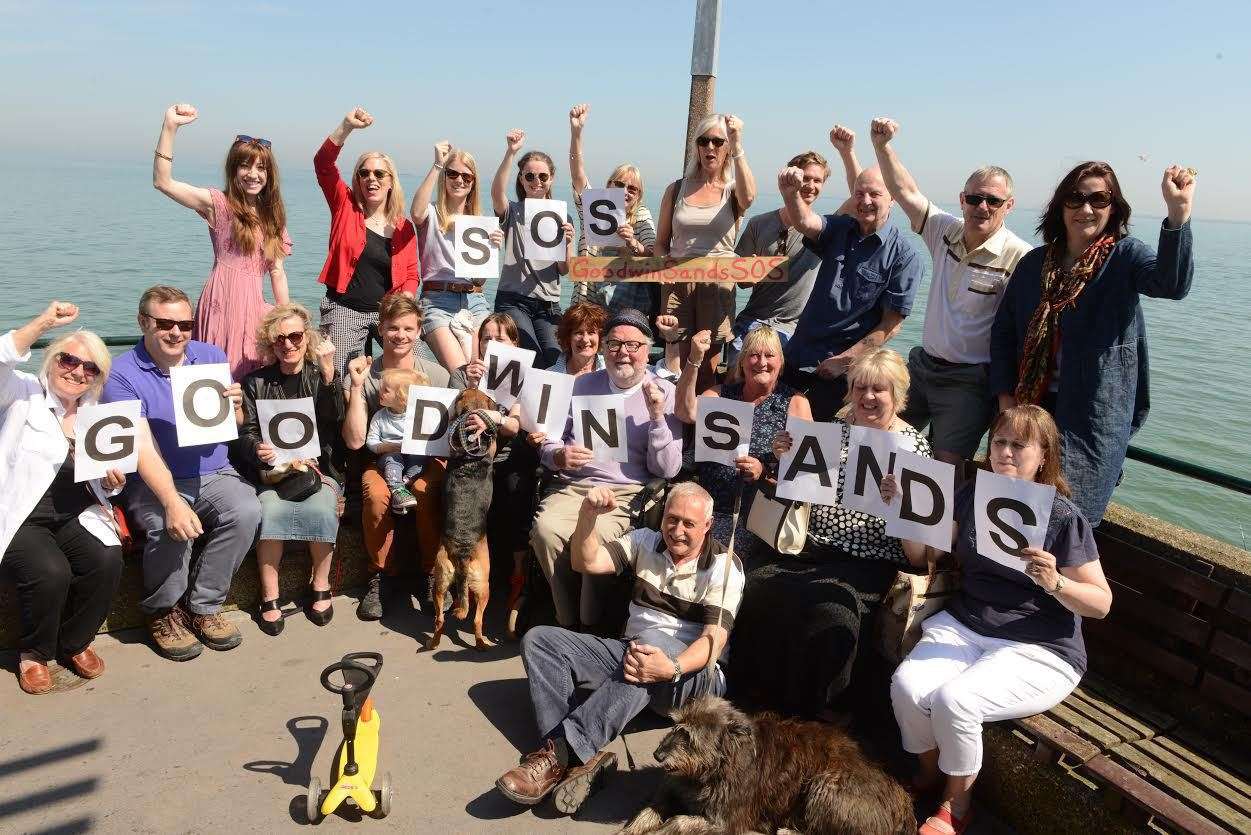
[1015,235,1117,404]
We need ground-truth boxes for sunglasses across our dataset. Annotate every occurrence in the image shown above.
[56,352,102,378]
[357,168,391,181]
[272,331,305,347]
[522,172,550,184]
[610,179,641,196]
[445,169,474,183]
[142,313,194,333]
[963,193,1007,209]
[605,338,646,354]
[1063,190,1113,210]
[234,134,272,148]
[695,135,726,149]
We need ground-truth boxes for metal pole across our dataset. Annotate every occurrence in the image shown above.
[685,0,722,170]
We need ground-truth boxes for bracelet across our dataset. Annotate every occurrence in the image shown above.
[731,151,744,160]
[154,150,173,162]
[433,163,444,170]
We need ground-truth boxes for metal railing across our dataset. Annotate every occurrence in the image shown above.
[29,334,1251,497]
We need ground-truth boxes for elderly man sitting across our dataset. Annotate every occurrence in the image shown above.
[532,308,683,628]
[496,482,744,814]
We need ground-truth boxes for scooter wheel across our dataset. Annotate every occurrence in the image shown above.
[306,777,323,823]
[376,773,393,818]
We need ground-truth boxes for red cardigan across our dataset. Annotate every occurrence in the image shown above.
[313,138,420,296]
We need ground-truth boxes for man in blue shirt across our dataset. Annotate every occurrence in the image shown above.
[102,286,261,662]
[780,165,923,420]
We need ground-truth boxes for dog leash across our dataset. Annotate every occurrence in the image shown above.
[702,482,743,686]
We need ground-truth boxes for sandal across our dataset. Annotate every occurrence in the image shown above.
[919,803,972,835]
[306,587,334,627]
[258,598,285,637]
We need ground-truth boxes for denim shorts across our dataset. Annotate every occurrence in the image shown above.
[420,289,490,337]
[258,483,340,544]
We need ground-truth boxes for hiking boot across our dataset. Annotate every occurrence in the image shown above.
[148,608,203,661]
[389,486,417,514]
[553,750,617,814]
[495,739,567,806]
[358,573,384,620]
[189,610,243,651]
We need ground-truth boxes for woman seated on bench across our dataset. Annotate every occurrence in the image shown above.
[883,405,1113,835]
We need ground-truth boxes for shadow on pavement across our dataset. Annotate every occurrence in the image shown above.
[467,677,536,755]
[243,715,330,787]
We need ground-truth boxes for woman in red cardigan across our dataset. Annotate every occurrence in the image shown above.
[315,107,420,377]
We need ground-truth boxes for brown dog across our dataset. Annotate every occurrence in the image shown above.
[424,388,498,652]
[619,696,916,835]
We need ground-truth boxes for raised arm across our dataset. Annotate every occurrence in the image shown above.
[492,129,525,217]
[570,487,623,575]
[1134,165,1197,299]
[316,108,371,207]
[568,104,590,195]
[328,106,372,148]
[828,124,863,194]
[341,355,372,450]
[653,182,678,257]
[643,379,683,478]
[675,331,713,424]
[411,141,450,228]
[725,115,756,212]
[152,104,214,216]
[869,118,928,230]
[10,300,79,358]
[779,167,824,239]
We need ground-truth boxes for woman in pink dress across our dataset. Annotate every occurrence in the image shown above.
[153,103,292,378]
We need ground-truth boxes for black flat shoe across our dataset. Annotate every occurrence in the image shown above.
[258,598,285,636]
[307,588,334,626]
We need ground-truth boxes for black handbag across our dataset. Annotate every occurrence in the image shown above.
[272,466,321,502]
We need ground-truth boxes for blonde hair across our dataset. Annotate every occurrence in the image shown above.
[41,331,111,402]
[731,325,784,383]
[436,148,481,235]
[683,113,735,186]
[379,367,426,412]
[255,303,321,364]
[606,163,645,226]
[352,151,406,226]
[841,348,910,416]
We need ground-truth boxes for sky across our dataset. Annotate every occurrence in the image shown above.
[3,0,1249,221]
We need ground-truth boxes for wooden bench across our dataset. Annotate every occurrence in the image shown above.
[1010,521,1251,833]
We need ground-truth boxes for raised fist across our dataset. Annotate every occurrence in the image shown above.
[778,166,805,197]
[506,129,526,153]
[1161,164,1197,208]
[164,103,198,128]
[870,117,899,148]
[829,124,855,153]
[725,114,744,147]
[433,140,452,166]
[569,103,589,132]
[689,329,712,363]
[346,354,371,387]
[344,107,373,130]
[655,314,681,344]
[42,301,79,329]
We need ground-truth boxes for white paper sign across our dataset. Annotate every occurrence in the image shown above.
[74,400,141,482]
[170,363,238,447]
[694,395,756,468]
[581,187,627,247]
[256,397,320,466]
[453,214,500,280]
[517,367,575,437]
[522,198,569,261]
[571,393,628,463]
[400,386,460,456]
[775,417,841,506]
[885,451,956,551]
[841,425,914,520]
[974,469,1056,573]
[476,340,536,410]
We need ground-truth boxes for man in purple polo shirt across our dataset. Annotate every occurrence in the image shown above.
[532,309,683,629]
[102,286,261,661]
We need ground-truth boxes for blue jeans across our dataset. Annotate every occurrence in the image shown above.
[520,625,726,763]
[378,452,425,491]
[494,291,562,369]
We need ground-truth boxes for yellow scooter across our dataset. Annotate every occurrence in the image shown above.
[306,652,393,822]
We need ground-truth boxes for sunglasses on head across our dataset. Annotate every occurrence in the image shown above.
[963,193,1006,208]
[522,171,550,183]
[272,331,305,347]
[1063,190,1113,210]
[610,179,641,196]
[696,135,726,149]
[142,313,194,333]
[56,352,101,378]
[234,135,272,148]
[357,168,391,181]
[445,169,474,183]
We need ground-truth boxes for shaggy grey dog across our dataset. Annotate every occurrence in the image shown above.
[619,696,916,835]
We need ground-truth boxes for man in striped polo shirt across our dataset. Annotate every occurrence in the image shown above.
[871,117,1033,468]
[495,482,744,815]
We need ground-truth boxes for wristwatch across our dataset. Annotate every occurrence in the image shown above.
[669,655,682,683]
[1049,575,1066,596]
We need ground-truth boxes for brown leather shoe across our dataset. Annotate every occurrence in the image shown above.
[148,608,203,661]
[189,610,242,651]
[18,661,53,695]
[495,739,567,805]
[68,647,105,680]
[553,749,617,814]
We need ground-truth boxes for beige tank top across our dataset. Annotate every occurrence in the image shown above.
[669,180,740,258]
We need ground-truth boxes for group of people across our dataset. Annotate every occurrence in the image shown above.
[1,102,1197,835]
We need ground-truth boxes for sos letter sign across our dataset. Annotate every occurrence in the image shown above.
[170,363,238,446]
[256,397,321,465]
[581,187,626,247]
[693,395,755,468]
[453,214,501,280]
[522,198,569,261]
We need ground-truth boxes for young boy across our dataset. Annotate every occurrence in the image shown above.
[367,368,428,514]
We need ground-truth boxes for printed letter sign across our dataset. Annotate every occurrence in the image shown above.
[75,400,141,482]
[523,198,568,261]
[885,451,955,551]
[477,340,536,410]
[581,187,626,247]
[401,386,460,456]
[571,393,628,463]
[517,367,575,437]
[170,363,237,446]
[453,214,500,280]
[694,395,755,468]
[775,417,840,506]
[974,469,1056,573]
[257,397,320,466]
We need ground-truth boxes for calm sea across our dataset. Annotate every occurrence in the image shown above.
[2,159,1248,548]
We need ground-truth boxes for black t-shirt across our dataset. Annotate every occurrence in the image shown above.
[328,229,392,313]
[947,482,1099,674]
[27,444,96,526]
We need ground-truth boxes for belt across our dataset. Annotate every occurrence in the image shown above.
[424,280,482,294]
[923,349,980,370]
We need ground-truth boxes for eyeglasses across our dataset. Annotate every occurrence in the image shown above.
[55,352,102,378]
[234,135,272,148]
[445,169,474,183]
[695,135,726,149]
[610,179,641,196]
[357,168,391,181]
[522,172,550,184]
[963,193,1006,209]
[141,313,195,333]
[605,338,646,354]
[272,331,305,347]
[1062,190,1113,210]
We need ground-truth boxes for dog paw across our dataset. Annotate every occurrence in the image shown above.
[422,636,442,652]
[475,637,494,651]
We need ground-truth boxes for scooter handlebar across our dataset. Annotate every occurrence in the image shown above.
[319,652,384,697]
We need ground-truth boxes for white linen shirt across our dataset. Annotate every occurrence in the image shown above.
[0,331,119,563]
